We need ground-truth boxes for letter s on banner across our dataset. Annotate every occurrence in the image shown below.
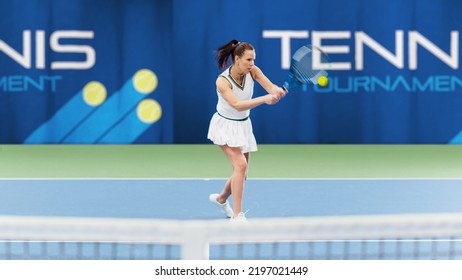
[50,30,95,70]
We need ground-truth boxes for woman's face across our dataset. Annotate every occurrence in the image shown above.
[235,49,255,74]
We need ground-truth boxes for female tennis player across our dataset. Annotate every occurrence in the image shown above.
[208,39,286,222]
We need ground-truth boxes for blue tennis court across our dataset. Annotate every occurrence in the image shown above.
[1,179,462,219]
[2,178,462,260]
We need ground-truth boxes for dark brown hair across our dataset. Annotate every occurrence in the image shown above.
[215,39,254,70]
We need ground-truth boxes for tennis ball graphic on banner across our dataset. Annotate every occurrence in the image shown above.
[317,76,328,87]
[137,99,162,124]
[83,81,107,106]
[133,69,158,94]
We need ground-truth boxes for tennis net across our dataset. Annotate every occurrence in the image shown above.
[1,213,462,260]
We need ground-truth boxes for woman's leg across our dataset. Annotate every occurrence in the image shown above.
[217,152,250,204]
[217,178,232,204]
[220,145,248,216]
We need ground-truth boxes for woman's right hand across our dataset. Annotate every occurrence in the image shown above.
[264,94,280,105]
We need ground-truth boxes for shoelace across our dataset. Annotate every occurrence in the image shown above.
[234,209,249,219]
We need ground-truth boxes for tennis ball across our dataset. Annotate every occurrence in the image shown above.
[83,81,107,106]
[317,76,328,87]
[137,99,162,124]
[133,69,158,94]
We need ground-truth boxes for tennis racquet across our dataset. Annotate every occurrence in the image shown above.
[282,44,330,91]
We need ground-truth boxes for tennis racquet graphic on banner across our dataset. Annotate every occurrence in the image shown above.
[282,44,331,92]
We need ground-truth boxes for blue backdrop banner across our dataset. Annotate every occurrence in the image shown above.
[1,0,461,144]
[0,0,173,144]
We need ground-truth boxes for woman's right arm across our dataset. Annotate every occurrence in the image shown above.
[216,77,279,112]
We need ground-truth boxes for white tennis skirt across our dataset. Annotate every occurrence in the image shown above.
[207,112,258,153]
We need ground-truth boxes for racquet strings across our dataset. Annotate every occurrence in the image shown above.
[291,45,329,85]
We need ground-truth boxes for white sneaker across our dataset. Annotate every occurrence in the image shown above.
[209,193,233,218]
[230,212,248,223]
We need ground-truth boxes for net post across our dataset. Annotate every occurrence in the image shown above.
[181,221,210,260]
[180,231,210,260]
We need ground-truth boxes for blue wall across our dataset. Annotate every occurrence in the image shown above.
[1,0,462,144]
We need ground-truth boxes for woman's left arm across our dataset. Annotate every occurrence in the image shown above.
[251,66,287,97]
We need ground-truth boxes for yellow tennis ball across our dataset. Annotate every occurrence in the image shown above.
[133,69,158,94]
[317,76,328,87]
[82,81,107,106]
[137,99,162,124]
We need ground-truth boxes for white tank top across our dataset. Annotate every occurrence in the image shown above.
[216,66,254,120]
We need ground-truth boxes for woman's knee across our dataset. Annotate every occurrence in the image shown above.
[233,159,248,174]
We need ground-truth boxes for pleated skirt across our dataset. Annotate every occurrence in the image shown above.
[207,113,257,153]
